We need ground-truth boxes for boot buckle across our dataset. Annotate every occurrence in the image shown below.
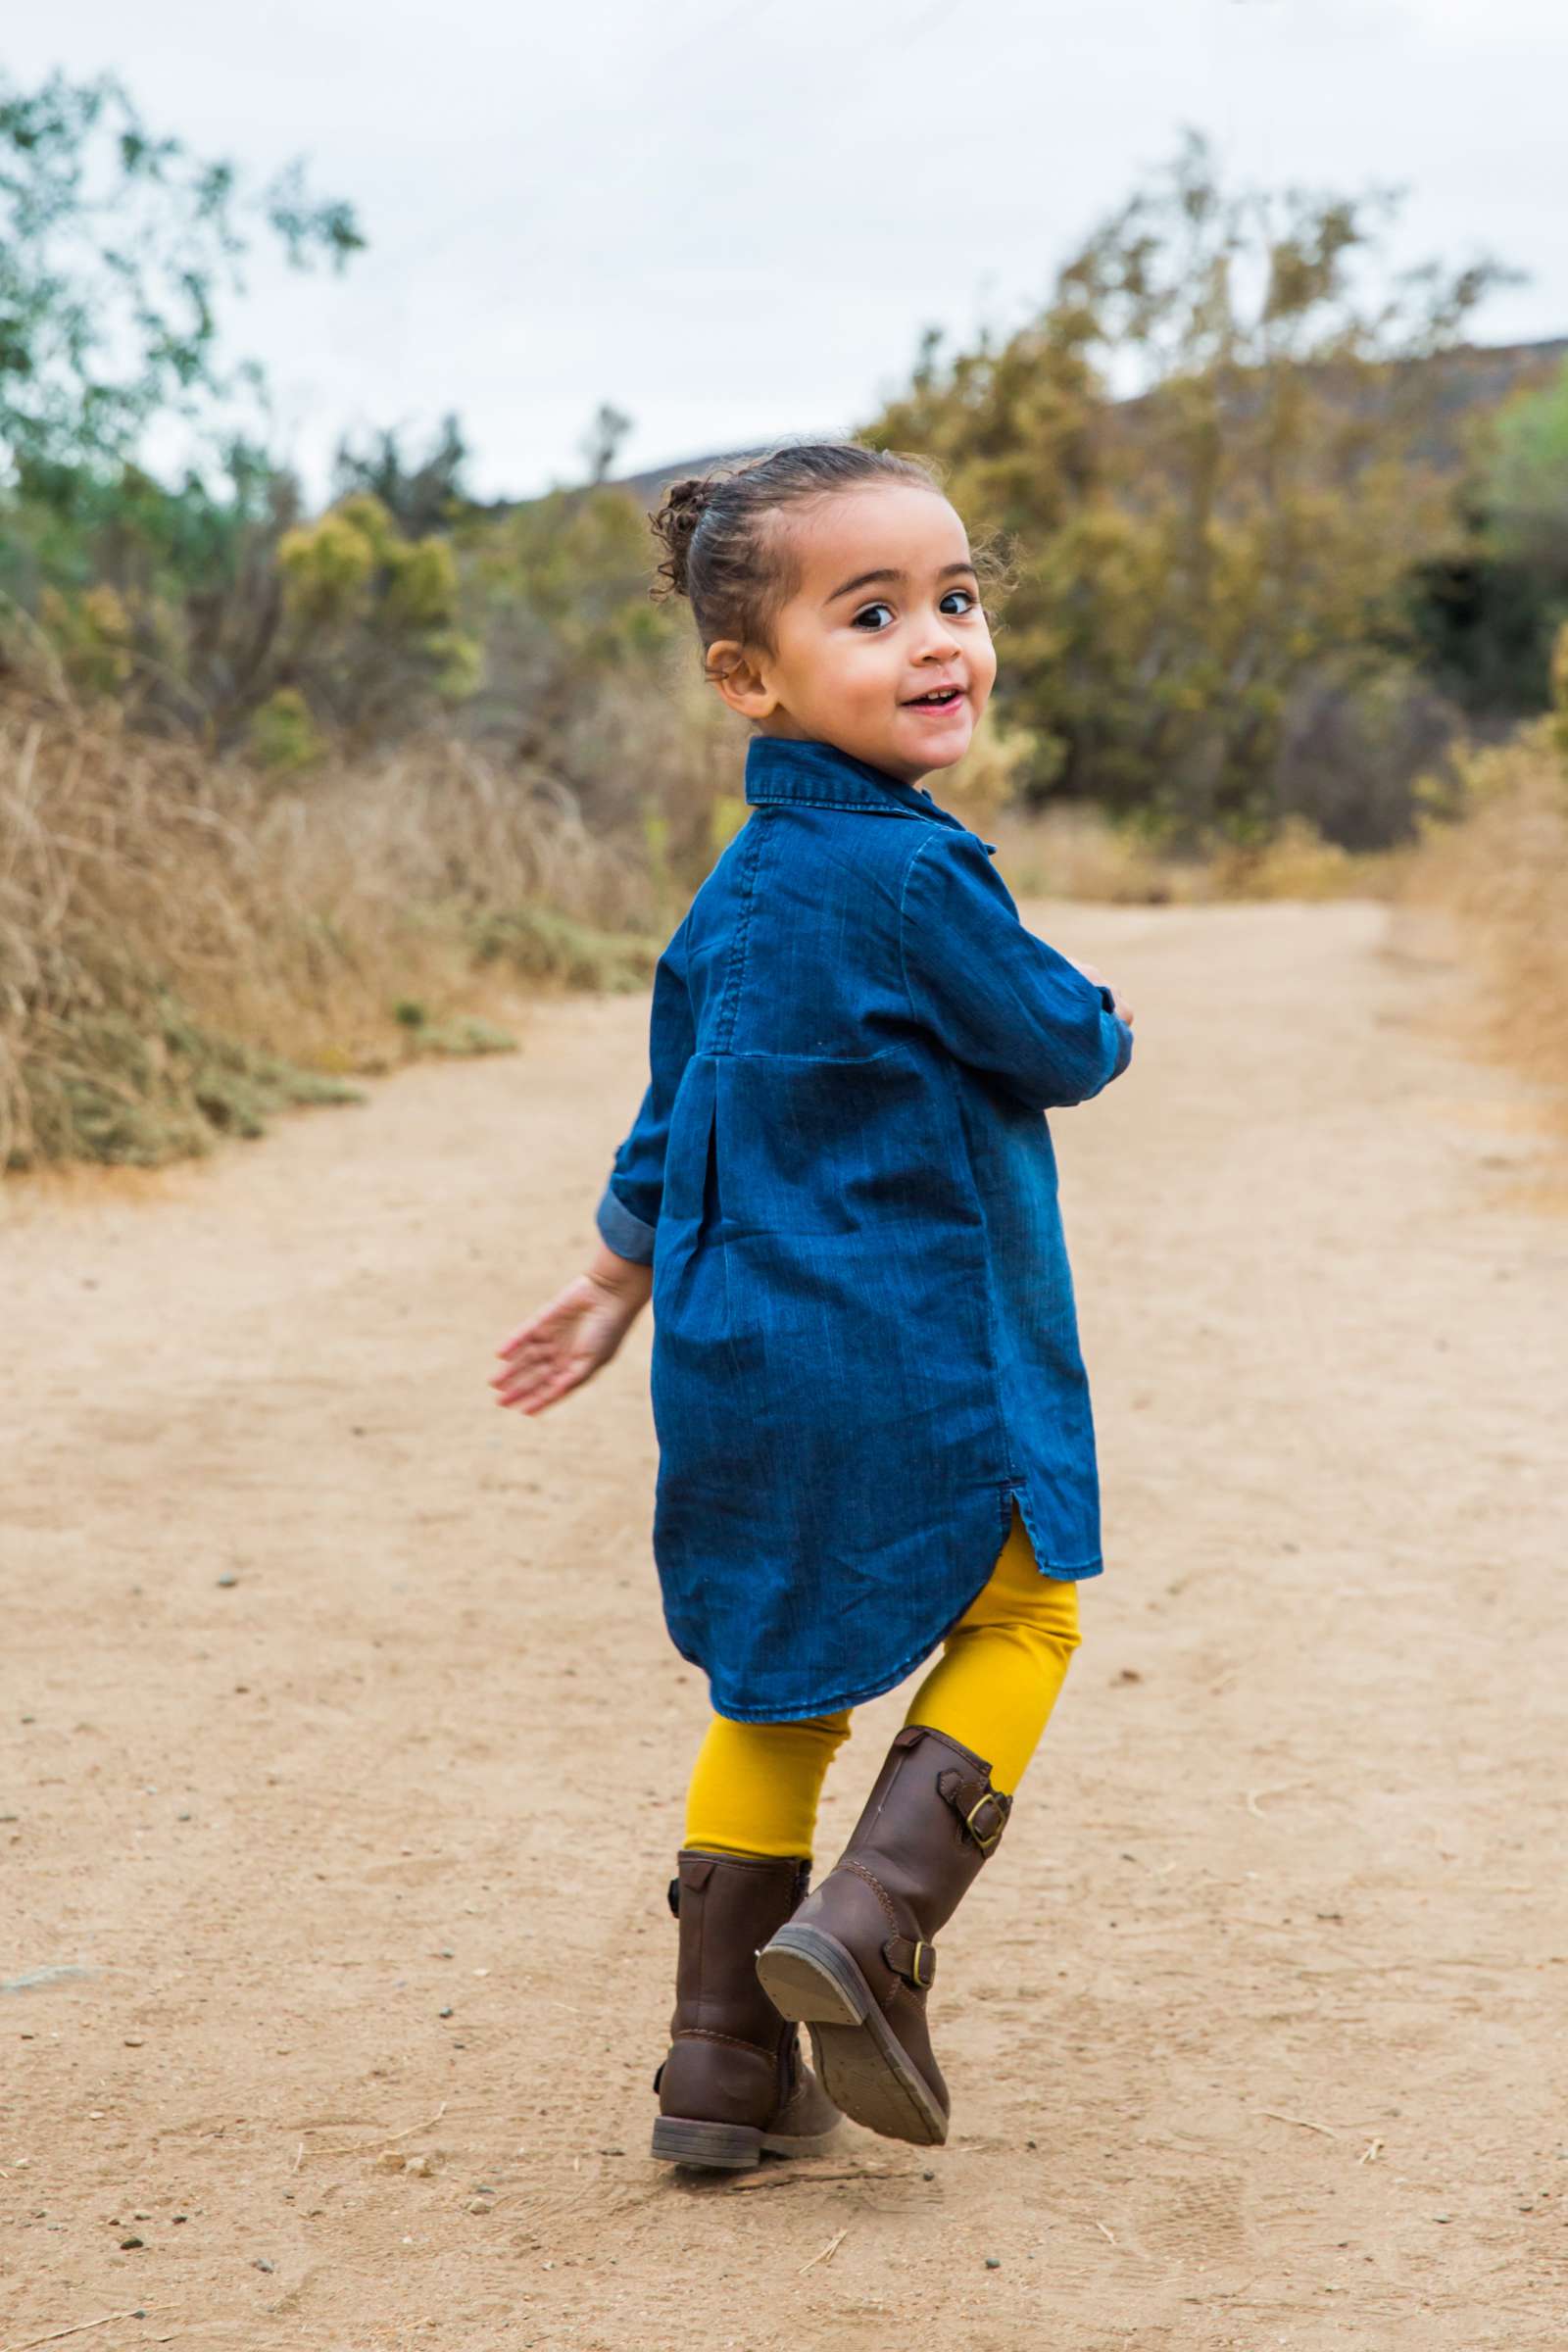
[964,1791,1007,1851]
[883,1933,937,1989]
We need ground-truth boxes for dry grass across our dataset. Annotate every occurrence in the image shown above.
[0,695,659,1169]
[1394,718,1568,1112]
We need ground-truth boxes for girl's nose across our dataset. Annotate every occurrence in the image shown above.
[912,612,962,660]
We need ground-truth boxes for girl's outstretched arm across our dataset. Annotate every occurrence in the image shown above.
[491,911,694,1415]
[900,829,1134,1111]
[593,915,697,1263]
[491,1242,653,1416]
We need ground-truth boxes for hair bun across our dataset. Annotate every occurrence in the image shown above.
[663,476,711,517]
[650,473,718,600]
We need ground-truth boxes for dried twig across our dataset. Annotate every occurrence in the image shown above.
[296,2099,448,2163]
[1096,2220,1117,2245]
[1358,2137,1385,2165]
[372,2100,447,2150]
[799,2227,848,2275]
[6,2310,161,2352]
[1259,2109,1340,2138]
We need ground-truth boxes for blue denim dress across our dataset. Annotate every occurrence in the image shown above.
[596,733,1133,1723]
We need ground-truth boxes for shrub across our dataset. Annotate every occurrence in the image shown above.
[0,693,656,1168]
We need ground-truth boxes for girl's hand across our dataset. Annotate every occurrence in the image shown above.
[490,1247,654,1416]
[1070,957,1134,1029]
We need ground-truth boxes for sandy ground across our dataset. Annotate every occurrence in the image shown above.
[4,895,1567,2352]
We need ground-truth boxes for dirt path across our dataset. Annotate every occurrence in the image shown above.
[4,897,1566,2352]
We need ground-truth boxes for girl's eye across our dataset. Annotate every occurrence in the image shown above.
[851,589,978,631]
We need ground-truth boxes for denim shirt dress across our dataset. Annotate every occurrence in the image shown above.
[595,733,1134,1724]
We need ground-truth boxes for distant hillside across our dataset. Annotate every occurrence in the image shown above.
[473,438,838,525]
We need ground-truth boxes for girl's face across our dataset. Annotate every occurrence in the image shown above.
[707,484,997,783]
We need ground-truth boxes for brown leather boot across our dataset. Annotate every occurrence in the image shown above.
[754,1724,1011,2146]
[650,1849,842,2170]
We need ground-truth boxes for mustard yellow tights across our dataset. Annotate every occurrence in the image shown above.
[683,1504,1082,1860]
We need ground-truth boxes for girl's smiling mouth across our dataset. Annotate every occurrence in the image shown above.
[903,684,965,711]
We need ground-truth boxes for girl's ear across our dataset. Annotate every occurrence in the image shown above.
[704,639,779,720]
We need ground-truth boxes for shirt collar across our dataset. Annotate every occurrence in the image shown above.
[743,734,983,840]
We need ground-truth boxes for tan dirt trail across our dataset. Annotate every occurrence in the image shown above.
[3,897,1566,2351]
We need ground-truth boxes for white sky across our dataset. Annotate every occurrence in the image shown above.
[9,0,1568,500]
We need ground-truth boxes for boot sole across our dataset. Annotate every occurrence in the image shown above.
[649,2114,841,2171]
[756,1923,949,2148]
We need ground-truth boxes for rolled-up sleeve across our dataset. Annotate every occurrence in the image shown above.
[899,829,1132,1111]
[594,916,697,1264]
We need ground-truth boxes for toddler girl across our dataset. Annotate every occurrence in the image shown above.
[492,442,1134,2168]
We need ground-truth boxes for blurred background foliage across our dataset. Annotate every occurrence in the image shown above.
[2,76,1564,1166]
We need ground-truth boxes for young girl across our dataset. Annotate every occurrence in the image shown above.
[492,442,1134,2169]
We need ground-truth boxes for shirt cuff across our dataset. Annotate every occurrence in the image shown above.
[595,1181,657,1265]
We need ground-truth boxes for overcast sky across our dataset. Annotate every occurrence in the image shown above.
[9,1,1568,501]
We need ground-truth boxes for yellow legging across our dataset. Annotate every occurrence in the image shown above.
[683,1503,1082,1860]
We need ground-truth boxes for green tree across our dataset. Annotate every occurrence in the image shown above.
[0,66,363,477]
[1484,357,1568,570]
[864,130,1514,841]
[1403,352,1568,723]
